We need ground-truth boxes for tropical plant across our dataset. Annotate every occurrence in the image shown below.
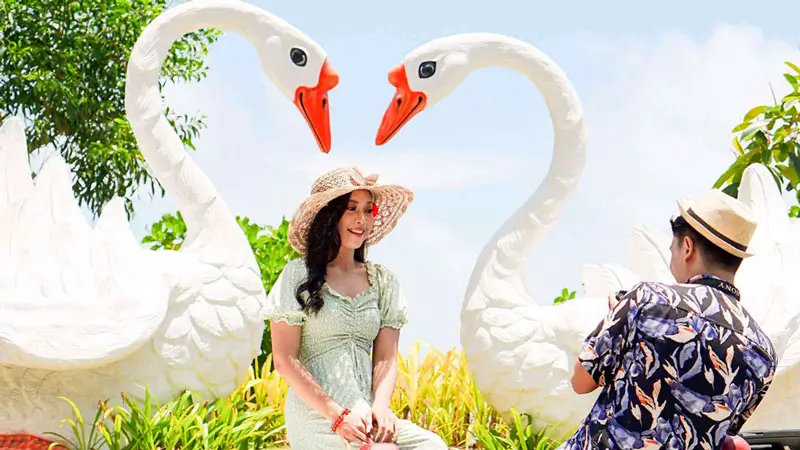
[47,345,569,449]
[553,287,576,305]
[48,366,287,449]
[715,61,800,218]
[389,341,503,447]
[470,408,564,450]
[0,0,219,217]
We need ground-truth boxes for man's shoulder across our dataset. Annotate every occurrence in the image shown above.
[620,280,728,303]
[616,281,680,304]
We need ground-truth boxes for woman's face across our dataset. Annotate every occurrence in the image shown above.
[337,189,375,251]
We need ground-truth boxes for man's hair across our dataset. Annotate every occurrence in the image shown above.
[670,215,743,272]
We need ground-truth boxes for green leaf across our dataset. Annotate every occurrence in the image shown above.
[732,121,751,133]
[785,98,800,113]
[762,147,773,166]
[787,61,800,76]
[743,105,768,122]
[789,152,800,181]
[713,158,747,189]
[776,164,800,188]
[785,73,800,91]
[722,182,740,198]
[553,287,576,305]
[732,137,744,155]
[739,119,771,142]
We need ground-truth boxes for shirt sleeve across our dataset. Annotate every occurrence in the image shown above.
[375,264,408,330]
[728,377,773,435]
[578,287,641,387]
[263,258,308,326]
[727,348,776,435]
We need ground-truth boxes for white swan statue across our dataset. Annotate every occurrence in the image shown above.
[581,162,800,431]
[374,33,610,433]
[0,0,338,445]
[375,32,800,436]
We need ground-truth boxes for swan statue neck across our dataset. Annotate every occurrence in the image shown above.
[461,35,587,310]
[125,1,283,256]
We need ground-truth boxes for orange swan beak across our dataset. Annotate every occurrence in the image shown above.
[294,60,339,153]
[375,65,427,146]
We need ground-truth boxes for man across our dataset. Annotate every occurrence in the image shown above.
[563,189,776,450]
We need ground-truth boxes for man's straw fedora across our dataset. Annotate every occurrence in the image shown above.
[677,189,757,258]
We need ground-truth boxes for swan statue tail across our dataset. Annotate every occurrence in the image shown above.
[730,163,800,430]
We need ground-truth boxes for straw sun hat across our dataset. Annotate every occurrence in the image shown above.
[676,189,758,258]
[288,166,414,255]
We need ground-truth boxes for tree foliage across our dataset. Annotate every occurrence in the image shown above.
[0,0,220,217]
[142,212,300,369]
[715,61,800,218]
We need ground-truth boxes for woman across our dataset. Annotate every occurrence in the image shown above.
[265,167,448,449]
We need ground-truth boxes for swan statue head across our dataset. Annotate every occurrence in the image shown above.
[374,36,473,144]
[257,33,339,152]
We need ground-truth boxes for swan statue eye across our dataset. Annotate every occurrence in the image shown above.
[418,61,436,79]
[290,47,307,67]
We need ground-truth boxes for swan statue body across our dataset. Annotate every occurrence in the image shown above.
[581,163,800,431]
[0,0,338,445]
[374,33,610,433]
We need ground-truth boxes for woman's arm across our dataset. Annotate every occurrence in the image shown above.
[372,327,401,408]
[270,320,345,422]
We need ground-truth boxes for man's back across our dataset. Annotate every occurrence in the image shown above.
[565,279,776,450]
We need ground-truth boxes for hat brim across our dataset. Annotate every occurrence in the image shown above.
[288,184,414,255]
[677,199,753,258]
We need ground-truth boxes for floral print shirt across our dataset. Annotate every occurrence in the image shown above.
[563,277,776,450]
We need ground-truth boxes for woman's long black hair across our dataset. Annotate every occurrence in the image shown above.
[294,192,368,314]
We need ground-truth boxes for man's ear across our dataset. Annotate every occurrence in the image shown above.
[682,236,694,263]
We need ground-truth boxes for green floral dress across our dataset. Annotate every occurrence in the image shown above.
[265,258,447,450]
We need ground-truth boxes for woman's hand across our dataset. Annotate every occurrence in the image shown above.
[370,405,398,443]
[334,410,370,445]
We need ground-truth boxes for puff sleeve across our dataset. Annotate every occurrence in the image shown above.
[375,264,408,329]
[263,258,307,326]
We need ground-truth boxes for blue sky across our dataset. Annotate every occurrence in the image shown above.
[113,0,800,352]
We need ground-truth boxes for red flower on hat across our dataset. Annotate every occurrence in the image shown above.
[371,203,379,218]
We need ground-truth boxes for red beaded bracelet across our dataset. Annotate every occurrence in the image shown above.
[330,408,351,433]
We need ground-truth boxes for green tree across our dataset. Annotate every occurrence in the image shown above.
[142,212,300,370]
[0,0,220,217]
[715,61,800,218]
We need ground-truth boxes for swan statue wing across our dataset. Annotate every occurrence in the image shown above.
[0,118,169,370]
[718,163,800,430]
[628,224,673,283]
[735,164,800,366]
[579,224,672,298]
[579,262,641,297]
